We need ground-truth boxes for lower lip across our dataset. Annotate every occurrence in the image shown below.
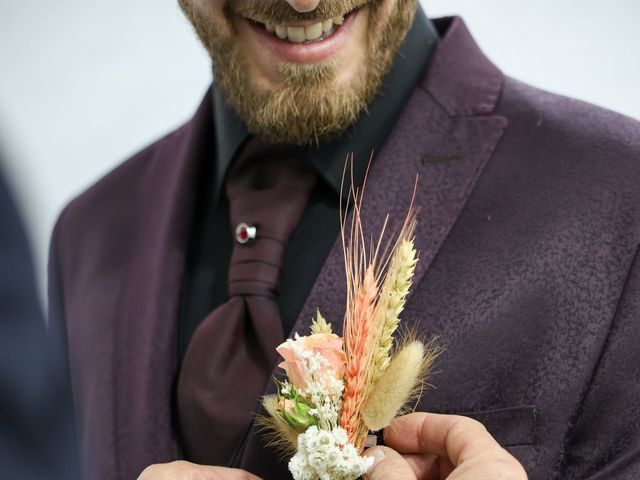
[245,9,360,64]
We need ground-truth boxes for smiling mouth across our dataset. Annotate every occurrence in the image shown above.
[242,6,364,44]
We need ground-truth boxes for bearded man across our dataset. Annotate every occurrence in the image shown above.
[49,0,640,479]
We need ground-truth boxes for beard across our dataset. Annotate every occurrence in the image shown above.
[180,0,418,146]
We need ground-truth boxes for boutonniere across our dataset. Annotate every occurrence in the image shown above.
[259,179,440,480]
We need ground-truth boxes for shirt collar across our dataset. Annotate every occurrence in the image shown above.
[212,86,249,195]
[212,6,438,199]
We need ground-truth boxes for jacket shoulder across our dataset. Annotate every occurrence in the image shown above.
[496,77,640,202]
[499,77,640,163]
[53,121,192,250]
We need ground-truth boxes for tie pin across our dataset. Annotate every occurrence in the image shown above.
[235,223,257,244]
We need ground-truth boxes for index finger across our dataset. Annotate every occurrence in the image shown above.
[383,412,501,467]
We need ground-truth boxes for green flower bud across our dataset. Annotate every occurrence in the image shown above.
[278,396,318,431]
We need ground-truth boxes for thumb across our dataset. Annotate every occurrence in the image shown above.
[365,446,417,480]
[196,465,262,480]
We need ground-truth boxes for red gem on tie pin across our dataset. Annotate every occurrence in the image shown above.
[235,223,257,244]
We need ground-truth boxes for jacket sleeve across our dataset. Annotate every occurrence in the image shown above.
[560,245,640,479]
[47,208,82,479]
[0,167,79,480]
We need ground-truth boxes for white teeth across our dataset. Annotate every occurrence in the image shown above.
[287,26,306,43]
[261,14,345,42]
[305,22,323,41]
[275,25,287,39]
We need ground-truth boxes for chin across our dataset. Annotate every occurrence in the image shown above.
[184,0,417,144]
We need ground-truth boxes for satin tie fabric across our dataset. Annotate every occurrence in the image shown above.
[177,138,316,466]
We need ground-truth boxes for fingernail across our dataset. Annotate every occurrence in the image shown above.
[365,447,386,465]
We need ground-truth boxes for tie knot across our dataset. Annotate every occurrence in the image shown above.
[228,237,285,298]
[225,138,316,298]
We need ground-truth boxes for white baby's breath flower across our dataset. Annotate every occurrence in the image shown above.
[289,426,374,480]
[280,381,292,396]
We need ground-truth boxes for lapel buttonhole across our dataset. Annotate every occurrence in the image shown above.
[420,154,464,166]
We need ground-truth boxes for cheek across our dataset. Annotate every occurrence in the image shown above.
[190,0,233,36]
[191,0,224,11]
[368,0,394,43]
[375,0,398,20]
[332,10,371,86]
[231,19,284,88]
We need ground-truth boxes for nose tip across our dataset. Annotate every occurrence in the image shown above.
[285,0,321,13]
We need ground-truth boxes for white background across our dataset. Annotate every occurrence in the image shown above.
[1,0,639,303]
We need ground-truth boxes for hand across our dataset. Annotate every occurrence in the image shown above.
[137,460,262,480]
[365,413,527,480]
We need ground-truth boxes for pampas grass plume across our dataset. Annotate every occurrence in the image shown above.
[361,338,440,432]
[257,394,299,458]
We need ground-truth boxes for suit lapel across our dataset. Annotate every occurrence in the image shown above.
[292,17,508,339]
[111,91,214,478]
[239,17,508,477]
[286,107,507,345]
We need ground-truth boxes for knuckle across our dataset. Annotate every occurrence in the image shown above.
[137,464,163,479]
[137,461,191,479]
[366,450,413,480]
[450,415,488,439]
[499,449,526,470]
[501,456,528,479]
[483,450,528,479]
[461,415,488,433]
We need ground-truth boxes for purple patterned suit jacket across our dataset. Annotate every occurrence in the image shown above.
[49,17,640,480]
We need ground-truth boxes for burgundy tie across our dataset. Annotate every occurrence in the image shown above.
[177,138,316,466]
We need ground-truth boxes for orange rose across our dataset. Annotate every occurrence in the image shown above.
[276,333,346,389]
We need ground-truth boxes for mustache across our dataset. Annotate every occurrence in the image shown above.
[228,0,372,24]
